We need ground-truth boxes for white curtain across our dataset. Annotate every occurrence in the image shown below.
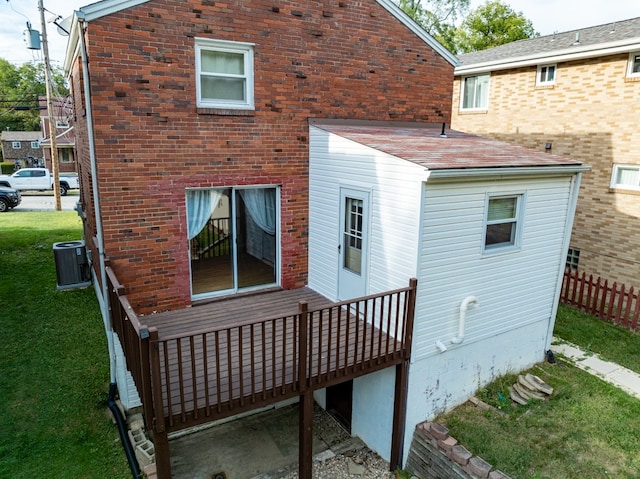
[239,188,276,235]
[186,189,222,240]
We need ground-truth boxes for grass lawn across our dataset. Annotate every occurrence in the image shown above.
[438,305,640,479]
[0,212,130,479]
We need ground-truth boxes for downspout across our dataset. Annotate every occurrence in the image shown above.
[546,172,583,348]
[77,15,114,386]
[78,17,141,479]
[450,296,478,344]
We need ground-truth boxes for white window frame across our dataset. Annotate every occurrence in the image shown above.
[536,64,556,85]
[460,74,490,111]
[195,38,255,110]
[55,121,69,129]
[627,52,640,78]
[610,164,640,191]
[482,193,525,254]
[12,141,21,149]
[31,141,40,149]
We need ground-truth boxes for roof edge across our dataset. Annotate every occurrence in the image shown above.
[455,38,640,75]
[427,165,590,180]
[376,0,459,67]
[77,0,152,22]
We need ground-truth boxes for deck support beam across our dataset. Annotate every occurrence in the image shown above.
[153,428,171,479]
[299,390,314,479]
[390,360,409,469]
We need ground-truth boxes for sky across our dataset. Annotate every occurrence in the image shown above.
[0,0,638,66]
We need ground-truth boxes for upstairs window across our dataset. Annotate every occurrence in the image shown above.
[610,164,640,191]
[627,52,640,78]
[31,141,40,149]
[12,141,21,149]
[195,38,254,109]
[483,194,523,252]
[537,64,556,85]
[461,74,490,110]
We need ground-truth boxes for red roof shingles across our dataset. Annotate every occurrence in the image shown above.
[314,123,584,170]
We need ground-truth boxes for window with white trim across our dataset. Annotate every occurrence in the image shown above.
[461,74,490,110]
[195,38,254,109]
[537,64,556,85]
[483,194,523,251]
[12,141,21,149]
[31,141,40,149]
[627,52,640,78]
[610,164,640,191]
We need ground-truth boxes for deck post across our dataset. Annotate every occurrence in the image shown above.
[390,278,418,469]
[148,327,172,479]
[299,389,314,479]
[298,301,313,479]
[390,360,409,470]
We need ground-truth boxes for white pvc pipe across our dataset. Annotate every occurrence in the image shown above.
[451,296,478,344]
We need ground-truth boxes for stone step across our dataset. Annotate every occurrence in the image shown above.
[525,373,554,395]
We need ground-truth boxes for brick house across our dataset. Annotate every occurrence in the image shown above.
[38,96,77,173]
[63,1,585,477]
[0,131,43,167]
[452,17,640,289]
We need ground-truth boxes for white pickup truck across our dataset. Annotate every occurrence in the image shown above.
[0,168,79,196]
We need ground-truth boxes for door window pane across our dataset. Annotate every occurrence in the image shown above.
[343,197,363,274]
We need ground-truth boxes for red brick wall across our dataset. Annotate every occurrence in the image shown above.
[72,0,454,314]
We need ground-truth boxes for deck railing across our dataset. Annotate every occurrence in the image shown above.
[148,281,417,432]
[106,264,416,436]
[106,266,155,428]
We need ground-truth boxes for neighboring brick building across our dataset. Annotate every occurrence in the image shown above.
[452,17,640,288]
[0,131,43,167]
[64,0,456,315]
[38,96,77,173]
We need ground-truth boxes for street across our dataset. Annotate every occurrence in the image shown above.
[13,192,80,212]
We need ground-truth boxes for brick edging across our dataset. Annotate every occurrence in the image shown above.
[407,421,512,479]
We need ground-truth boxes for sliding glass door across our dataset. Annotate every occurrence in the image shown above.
[187,186,278,298]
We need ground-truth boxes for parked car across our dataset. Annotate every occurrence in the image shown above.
[0,168,79,196]
[0,186,21,212]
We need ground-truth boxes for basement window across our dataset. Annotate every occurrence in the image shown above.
[483,194,524,253]
[195,38,255,110]
[566,248,580,271]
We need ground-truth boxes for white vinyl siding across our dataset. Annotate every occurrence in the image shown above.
[412,176,573,360]
[309,126,424,300]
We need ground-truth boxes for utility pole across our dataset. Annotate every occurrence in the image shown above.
[38,0,61,210]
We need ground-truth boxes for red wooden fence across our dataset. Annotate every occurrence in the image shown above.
[560,269,640,331]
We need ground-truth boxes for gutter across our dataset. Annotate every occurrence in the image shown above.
[77,18,140,479]
[426,165,591,181]
[455,39,640,75]
[546,171,583,349]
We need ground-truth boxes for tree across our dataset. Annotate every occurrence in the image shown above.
[0,58,68,132]
[455,0,538,53]
[398,0,470,53]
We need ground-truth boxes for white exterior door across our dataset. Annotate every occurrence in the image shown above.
[338,188,370,300]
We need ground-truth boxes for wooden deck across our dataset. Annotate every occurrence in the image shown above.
[106,266,417,479]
